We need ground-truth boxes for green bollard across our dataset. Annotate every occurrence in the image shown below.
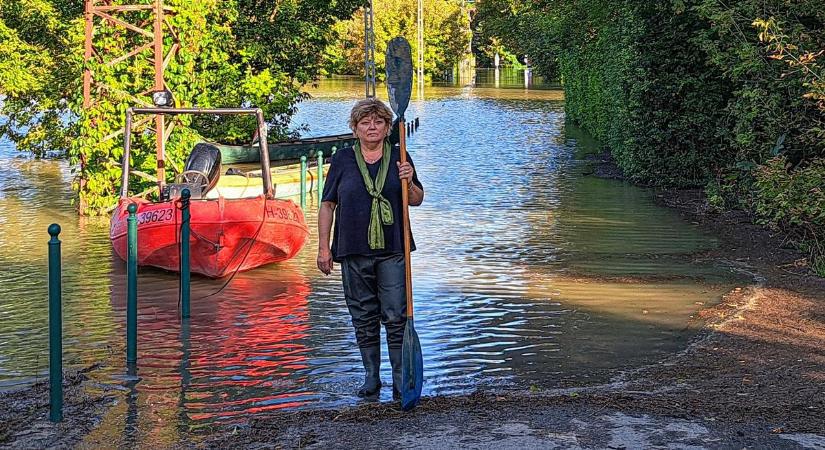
[126,204,138,365]
[180,189,191,319]
[47,224,63,422]
[331,145,337,156]
[300,155,307,210]
[317,149,324,204]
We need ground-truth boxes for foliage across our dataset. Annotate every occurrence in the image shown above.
[619,2,734,186]
[694,1,825,175]
[0,0,80,154]
[476,0,825,270]
[753,157,825,275]
[693,0,824,268]
[323,0,472,80]
[754,17,825,110]
[472,35,524,68]
[471,0,561,78]
[0,0,361,214]
[470,1,524,68]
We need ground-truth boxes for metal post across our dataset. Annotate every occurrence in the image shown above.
[317,150,324,203]
[47,224,63,423]
[126,204,138,364]
[300,155,307,210]
[255,109,274,199]
[121,109,134,198]
[180,189,191,318]
[417,0,424,100]
[364,0,376,97]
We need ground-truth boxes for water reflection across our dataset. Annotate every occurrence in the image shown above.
[108,264,317,422]
[1,78,748,440]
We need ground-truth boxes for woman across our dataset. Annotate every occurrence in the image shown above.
[317,97,424,399]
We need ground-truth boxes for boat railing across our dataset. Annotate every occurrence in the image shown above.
[121,107,274,200]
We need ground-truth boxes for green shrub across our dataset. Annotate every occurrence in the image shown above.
[695,1,825,172]
[477,0,825,273]
[550,1,733,186]
[753,157,825,274]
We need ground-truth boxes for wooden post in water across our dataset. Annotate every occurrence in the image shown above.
[47,224,63,422]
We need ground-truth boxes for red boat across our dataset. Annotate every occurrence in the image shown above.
[110,107,309,278]
[109,195,308,278]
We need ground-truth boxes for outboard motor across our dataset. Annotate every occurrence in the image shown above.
[165,142,222,200]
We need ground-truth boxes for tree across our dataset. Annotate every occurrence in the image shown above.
[0,0,362,214]
[325,0,472,80]
[471,0,561,76]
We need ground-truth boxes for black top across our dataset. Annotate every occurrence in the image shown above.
[322,144,423,262]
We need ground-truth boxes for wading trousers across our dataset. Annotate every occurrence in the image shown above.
[340,254,407,350]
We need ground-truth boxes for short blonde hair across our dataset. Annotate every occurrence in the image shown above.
[348,97,394,133]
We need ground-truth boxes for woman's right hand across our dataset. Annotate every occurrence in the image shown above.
[317,248,333,275]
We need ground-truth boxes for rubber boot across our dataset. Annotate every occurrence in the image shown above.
[389,347,403,400]
[357,346,381,398]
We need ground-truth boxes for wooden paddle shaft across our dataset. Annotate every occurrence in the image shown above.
[399,120,414,318]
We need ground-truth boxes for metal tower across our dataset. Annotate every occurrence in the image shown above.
[83,0,177,196]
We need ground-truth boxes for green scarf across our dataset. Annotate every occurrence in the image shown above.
[354,140,394,250]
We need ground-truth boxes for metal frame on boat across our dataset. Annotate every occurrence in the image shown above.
[121,107,275,199]
[112,106,310,278]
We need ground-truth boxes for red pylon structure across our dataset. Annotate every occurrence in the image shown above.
[82,0,178,200]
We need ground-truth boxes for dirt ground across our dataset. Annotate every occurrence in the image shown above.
[0,366,119,449]
[2,153,824,448]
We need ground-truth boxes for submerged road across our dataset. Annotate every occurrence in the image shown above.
[0,77,765,447]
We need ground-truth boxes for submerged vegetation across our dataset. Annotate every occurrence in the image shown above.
[0,0,361,214]
[476,0,825,274]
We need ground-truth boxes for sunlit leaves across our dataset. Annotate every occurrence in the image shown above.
[325,0,471,80]
[0,0,362,214]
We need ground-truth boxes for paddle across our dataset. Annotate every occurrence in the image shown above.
[385,37,423,411]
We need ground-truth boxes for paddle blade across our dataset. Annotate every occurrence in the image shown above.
[385,37,413,120]
[401,318,423,411]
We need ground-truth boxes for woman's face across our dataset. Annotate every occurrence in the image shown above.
[355,114,389,147]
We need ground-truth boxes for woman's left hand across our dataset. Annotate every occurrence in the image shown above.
[397,161,414,183]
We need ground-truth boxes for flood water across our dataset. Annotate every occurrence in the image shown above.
[0,75,747,443]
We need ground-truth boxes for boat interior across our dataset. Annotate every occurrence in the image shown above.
[164,142,328,201]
